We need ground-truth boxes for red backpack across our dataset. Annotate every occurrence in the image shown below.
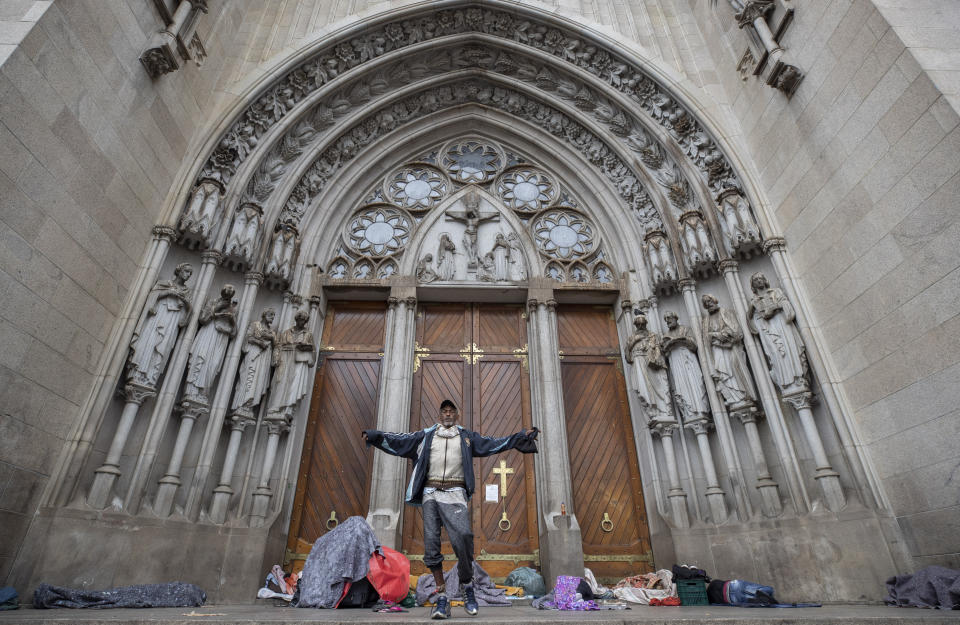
[366,547,410,603]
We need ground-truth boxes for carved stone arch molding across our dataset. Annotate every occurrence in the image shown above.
[298,114,637,290]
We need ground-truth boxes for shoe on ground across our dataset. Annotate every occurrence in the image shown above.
[431,594,451,620]
[463,584,479,616]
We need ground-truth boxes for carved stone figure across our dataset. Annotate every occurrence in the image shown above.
[491,232,510,281]
[701,294,758,410]
[416,253,438,283]
[748,273,809,395]
[265,222,299,285]
[230,308,278,418]
[624,314,674,422]
[224,202,263,267]
[127,263,194,389]
[478,252,496,282]
[662,311,710,423]
[679,212,717,271]
[643,231,677,288]
[507,232,526,280]
[266,309,317,421]
[717,189,761,256]
[179,179,222,248]
[183,285,238,402]
[436,233,457,280]
[444,190,499,268]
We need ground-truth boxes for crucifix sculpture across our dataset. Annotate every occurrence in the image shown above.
[445,189,499,272]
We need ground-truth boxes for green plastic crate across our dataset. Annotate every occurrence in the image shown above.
[676,579,708,606]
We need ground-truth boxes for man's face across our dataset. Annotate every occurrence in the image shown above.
[438,405,459,428]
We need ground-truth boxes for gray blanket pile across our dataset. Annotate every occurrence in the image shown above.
[886,565,960,609]
[296,515,381,608]
[416,561,510,606]
[33,582,205,609]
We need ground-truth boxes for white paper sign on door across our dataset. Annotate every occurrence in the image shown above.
[485,484,499,502]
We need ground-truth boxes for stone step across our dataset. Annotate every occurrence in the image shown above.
[0,605,955,624]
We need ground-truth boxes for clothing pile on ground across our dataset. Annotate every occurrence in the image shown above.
[416,561,511,607]
[293,515,410,609]
[532,571,628,610]
[257,564,299,601]
[613,569,676,604]
[886,565,960,610]
[0,587,18,611]
[32,582,206,609]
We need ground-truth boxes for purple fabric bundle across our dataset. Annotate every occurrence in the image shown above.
[546,575,598,611]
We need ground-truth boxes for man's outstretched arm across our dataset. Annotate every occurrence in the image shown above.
[361,429,424,459]
[469,427,539,457]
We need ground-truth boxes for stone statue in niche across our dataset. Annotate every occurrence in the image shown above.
[643,231,677,287]
[436,233,457,281]
[265,222,299,284]
[624,313,674,422]
[748,272,809,395]
[224,203,262,266]
[416,254,438,283]
[477,252,496,282]
[183,284,238,403]
[444,190,499,270]
[490,233,511,281]
[127,263,194,390]
[662,311,711,424]
[179,179,222,247]
[230,308,278,419]
[701,294,758,410]
[717,189,761,256]
[266,309,317,422]
[507,232,526,280]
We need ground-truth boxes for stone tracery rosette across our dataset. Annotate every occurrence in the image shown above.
[533,209,595,260]
[346,205,412,257]
[386,165,448,210]
[441,139,504,184]
[496,167,557,213]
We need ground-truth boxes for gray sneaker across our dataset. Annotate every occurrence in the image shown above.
[430,594,450,620]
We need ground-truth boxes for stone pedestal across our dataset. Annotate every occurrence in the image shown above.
[539,513,584,591]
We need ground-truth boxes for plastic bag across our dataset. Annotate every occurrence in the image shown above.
[366,546,411,603]
[505,566,546,597]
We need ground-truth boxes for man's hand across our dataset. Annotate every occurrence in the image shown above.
[361,430,368,443]
[524,427,539,439]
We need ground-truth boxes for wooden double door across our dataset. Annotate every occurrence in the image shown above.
[401,303,538,579]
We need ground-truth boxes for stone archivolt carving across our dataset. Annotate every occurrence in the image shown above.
[193,5,745,202]
[126,263,194,391]
[643,230,679,292]
[747,272,808,396]
[223,202,263,271]
[716,188,762,257]
[183,284,238,404]
[179,178,223,249]
[264,222,300,289]
[678,210,718,275]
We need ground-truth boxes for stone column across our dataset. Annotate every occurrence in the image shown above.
[187,271,264,521]
[735,405,782,517]
[678,278,749,521]
[528,297,583,587]
[249,419,289,527]
[649,421,690,528]
[208,413,257,523]
[86,227,178,509]
[720,260,810,513]
[366,294,417,548]
[154,400,204,515]
[122,250,223,513]
[685,419,727,523]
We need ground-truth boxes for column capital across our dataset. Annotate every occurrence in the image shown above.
[677,278,697,292]
[649,419,679,437]
[228,413,257,432]
[545,299,558,312]
[717,259,740,274]
[782,390,813,411]
[265,419,291,436]
[403,296,417,309]
[685,418,713,435]
[387,296,400,309]
[620,299,633,312]
[200,249,223,265]
[123,382,156,405]
[152,225,178,241]
[309,295,322,310]
[762,236,787,254]
[243,271,265,285]
[731,403,763,425]
[527,298,540,313]
[179,396,210,420]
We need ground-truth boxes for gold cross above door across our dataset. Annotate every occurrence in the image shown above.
[492,459,514,497]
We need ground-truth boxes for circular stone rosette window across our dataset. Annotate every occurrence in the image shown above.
[533,209,595,259]
[386,165,447,210]
[346,205,412,257]
[496,167,557,212]
[441,139,504,184]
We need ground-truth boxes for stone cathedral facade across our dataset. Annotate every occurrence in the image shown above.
[1,0,958,604]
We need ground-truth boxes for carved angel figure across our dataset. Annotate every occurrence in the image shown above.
[265,223,299,284]
[416,253,438,283]
[267,309,316,421]
[230,308,278,418]
[478,252,496,282]
[662,311,710,423]
[127,263,193,389]
[224,203,263,266]
[717,190,761,255]
[701,294,758,410]
[183,284,238,402]
[179,179,222,246]
[748,273,809,395]
[436,233,456,280]
[624,314,674,422]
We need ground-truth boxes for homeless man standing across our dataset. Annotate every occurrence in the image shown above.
[362,399,538,619]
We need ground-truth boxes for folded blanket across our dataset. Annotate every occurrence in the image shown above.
[33,582,205,609]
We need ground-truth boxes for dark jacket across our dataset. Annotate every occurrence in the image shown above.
[364,424,537,505]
